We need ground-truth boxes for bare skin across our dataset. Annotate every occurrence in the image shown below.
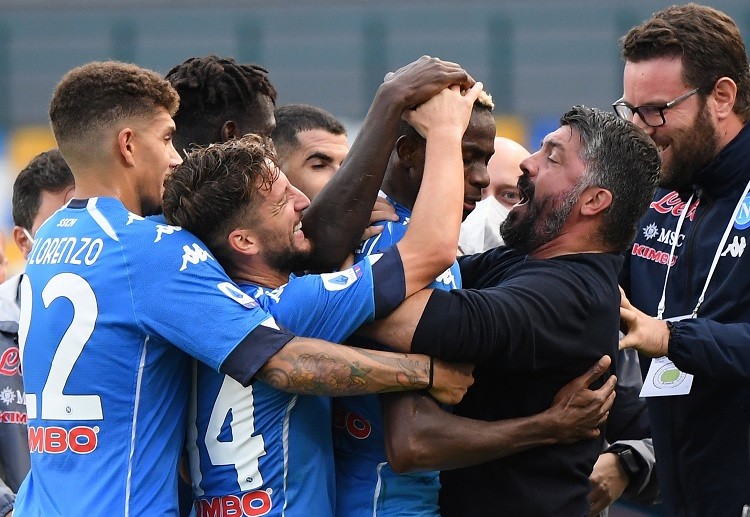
[383,355,616,472]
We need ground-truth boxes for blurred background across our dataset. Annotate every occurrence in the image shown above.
[0,0,747,278]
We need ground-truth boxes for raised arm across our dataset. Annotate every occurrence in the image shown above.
[302,56,475,270]
[383,356,616,473]
[396,83,483,296]
[256,336,473,405]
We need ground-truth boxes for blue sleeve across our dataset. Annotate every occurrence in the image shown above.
[260,247,402,344]
[128,226,292,376]
[669,318,750,381]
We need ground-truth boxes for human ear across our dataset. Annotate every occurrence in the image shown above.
[117,128,136,166]
[711,77,738,120]
[221,121,239,142]
[579,187,612,216]
[228,228,259,255]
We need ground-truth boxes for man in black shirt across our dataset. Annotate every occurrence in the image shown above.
[364,105,660,515]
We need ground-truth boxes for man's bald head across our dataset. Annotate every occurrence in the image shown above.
[482,137,530,209]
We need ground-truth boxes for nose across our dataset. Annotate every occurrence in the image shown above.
[631,113,657,136]
[169,142,183,166]
[519,155,536,177]
[291,184,311,211]
[466,162,490,191]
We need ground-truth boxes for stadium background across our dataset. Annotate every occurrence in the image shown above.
[0,1,747,514]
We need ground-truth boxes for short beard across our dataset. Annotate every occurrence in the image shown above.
[501,188,580,254]
[659,101,719,190]
[263,247,310,275]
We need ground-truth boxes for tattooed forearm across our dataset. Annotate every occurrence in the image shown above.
[257,337,430,396]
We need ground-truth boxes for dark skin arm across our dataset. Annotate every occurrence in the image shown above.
[383,355,616,473]
[302,56,475,270]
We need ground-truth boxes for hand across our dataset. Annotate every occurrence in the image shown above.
[619,287,670,357]
[428,359,474,405]
[588,452,630,515]
[402,82,484,140]
[361,197,398,242]
[380,55,475,111]
[548,355,616,442]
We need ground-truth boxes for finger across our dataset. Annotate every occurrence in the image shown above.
[461,82,484,104]
[383,71,395,82]
[597,410,611,427]
[578,355,612,388]
[361,225,384,241]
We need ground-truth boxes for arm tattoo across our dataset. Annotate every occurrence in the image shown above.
[258,348,429,395]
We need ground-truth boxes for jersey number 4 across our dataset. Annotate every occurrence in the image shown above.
[18,273,103,421]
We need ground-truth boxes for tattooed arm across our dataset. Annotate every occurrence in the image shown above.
[257,337,473,405]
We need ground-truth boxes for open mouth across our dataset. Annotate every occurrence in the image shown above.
[293,220,303,234]
[516,175,533,206]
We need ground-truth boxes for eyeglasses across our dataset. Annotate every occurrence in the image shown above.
[612,88,700,128]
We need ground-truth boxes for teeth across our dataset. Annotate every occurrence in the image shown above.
[293,222,302,232]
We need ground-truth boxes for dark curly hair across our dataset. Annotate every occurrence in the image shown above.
[163,134,279,265]
[49,61,179,158]
[166,55,277,152]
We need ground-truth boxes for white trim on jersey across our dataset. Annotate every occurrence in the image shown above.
[187,360,204,496]
[373,462,388,517]
[281,394,298,516]
[125,336,149,516]
[87,198,120,242]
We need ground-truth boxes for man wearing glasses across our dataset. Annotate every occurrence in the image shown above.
[613,4,750,515]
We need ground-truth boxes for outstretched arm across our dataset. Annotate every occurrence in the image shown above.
[383,356,616,473]
[302,56,475,270]
[396,83,483,296]
[257,336,473,405]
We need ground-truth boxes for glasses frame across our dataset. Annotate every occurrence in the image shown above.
[612,88,700,128]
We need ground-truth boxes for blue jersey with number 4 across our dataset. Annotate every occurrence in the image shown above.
[16,197,290,516]
[334,195,461,517]
[188,248,405,517]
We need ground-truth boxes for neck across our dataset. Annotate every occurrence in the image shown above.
[381,166,416,211]
[717,115,746,150]
[229,261,290,289]
[530,231,610,260]
[73,168,143,215]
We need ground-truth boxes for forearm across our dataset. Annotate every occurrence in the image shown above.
[384,392,560,473]
[397,127,464,295]
[303,87,403,270]
[257,336,430,396]
[668,318,750,381]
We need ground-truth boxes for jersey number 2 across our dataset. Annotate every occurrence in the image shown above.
[19,273,103,421]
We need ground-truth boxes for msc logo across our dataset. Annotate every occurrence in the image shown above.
[155,224,181,243]
[180,243,214,271]
[196,489,273,517]
[57,218,77,228]
[28,425,99,454]
[734,193,750,230]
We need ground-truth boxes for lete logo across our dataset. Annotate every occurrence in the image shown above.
[0,347,20,376]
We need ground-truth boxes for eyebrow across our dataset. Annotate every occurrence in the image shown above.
[305,151,334,162]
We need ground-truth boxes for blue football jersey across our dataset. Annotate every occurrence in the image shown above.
[188,249,405,517]
[15,197,291,516]
[333,195,461,517]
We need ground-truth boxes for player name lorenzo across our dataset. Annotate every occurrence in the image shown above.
[27,237,104,266]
